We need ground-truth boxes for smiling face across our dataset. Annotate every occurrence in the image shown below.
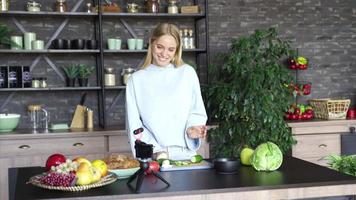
[151,34,177,67]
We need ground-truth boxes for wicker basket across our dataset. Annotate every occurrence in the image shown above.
[309,99,350,120]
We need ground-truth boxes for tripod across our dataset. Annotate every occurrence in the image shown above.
[127,159,170,193]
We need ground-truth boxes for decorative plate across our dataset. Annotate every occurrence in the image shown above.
[27,172,118,192]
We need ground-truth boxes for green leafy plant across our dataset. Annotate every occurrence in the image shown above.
[61,65,78,79]
[204,27,296,158]
[77,64,95,79]
[324,155,356,176]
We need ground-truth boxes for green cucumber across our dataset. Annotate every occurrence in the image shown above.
[190,155,203,163]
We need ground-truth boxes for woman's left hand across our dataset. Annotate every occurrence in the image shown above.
[187,125,207,139]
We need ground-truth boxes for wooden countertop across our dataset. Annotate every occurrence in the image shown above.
[9,156,356,200]
[287,119,356,128]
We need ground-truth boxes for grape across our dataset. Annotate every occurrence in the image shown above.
[40,172,76,186]
[50,159,79,175]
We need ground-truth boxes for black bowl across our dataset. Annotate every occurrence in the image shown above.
[213,157,240,174]
[71,39,85,49]
[51,39,64,49]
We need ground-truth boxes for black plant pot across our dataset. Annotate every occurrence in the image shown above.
[66,78,76,87]
[78,78,88,87]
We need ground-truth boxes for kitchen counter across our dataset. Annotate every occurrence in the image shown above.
[9,156,356,200]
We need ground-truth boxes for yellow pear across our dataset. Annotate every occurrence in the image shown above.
[73,157,91,166]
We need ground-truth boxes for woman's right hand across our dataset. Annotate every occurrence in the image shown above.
[187,125,207,139]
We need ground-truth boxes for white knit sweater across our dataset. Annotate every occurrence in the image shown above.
[126,63,207,156]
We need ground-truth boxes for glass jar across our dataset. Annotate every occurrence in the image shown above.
[146,0,159,13]
[121,68,135,85]
[167,0,178,14]
[55,0,67,13]
[104,67,116,86]
[0,0,9,11]
[27,1,41,12]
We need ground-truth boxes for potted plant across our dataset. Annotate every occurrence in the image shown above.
[204,27,296,158]
[77,64,95,87]
[61,65,78,87]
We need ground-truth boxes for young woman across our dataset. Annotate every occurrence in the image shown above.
[126,23,207,160]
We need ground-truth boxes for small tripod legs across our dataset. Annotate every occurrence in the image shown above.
[127,161,170,193]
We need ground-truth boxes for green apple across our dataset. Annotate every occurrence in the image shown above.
[240,147,254,166]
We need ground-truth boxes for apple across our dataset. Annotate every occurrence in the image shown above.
[240,147,254,165]
[91,167,102,183]
[145,161,160,174]
[91,159,108,177]
[45,154,67,171]
[73,157,91,166]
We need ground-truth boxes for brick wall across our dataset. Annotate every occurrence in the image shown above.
[1,0,355,128]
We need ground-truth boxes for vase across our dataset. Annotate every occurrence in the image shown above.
[78,78,88,87]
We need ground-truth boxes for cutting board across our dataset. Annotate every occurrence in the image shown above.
[160,160,213,172]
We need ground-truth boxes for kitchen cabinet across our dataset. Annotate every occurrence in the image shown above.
[0,0,209,129]
[289,119,356,166]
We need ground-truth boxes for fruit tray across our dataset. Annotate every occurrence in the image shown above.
[27,172,117,192]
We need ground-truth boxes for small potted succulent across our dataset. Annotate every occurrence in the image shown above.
[0,24,17,49]
[77,64,95,87]
[61,65,78,87]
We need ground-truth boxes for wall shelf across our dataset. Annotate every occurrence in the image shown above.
[0,87,101,92]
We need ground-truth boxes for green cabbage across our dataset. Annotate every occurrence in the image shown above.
[250,142,283,171]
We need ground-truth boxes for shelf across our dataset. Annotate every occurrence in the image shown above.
[104,86,126,90]
[103,48,207,53]
[0,49,100,54]
[0,11,98,17]
[0,87,101,92]
[0,11,205,19]
[102,12,206,19]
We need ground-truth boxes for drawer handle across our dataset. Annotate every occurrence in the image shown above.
[18,145,31,149]
[73,143,84,147]
[319,144,327,148]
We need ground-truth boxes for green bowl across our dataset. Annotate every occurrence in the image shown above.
[0,114,20,133]
[109,167,140,179]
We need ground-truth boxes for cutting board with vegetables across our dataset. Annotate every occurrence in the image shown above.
[160,159,213,172]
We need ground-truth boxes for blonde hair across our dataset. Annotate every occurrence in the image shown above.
[142,23,184,68]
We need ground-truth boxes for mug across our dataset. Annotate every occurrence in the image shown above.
[52,39,64,49]
[115,39,122,50]
[31,40,44,50]
[127,38,136,50]
[63,39,71,49]
[107,38,116,50]
[10,36,23,50]
[24,32,36,50]
[136,38,144,50]
[86,39,97,49]
[72,39,85,49]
